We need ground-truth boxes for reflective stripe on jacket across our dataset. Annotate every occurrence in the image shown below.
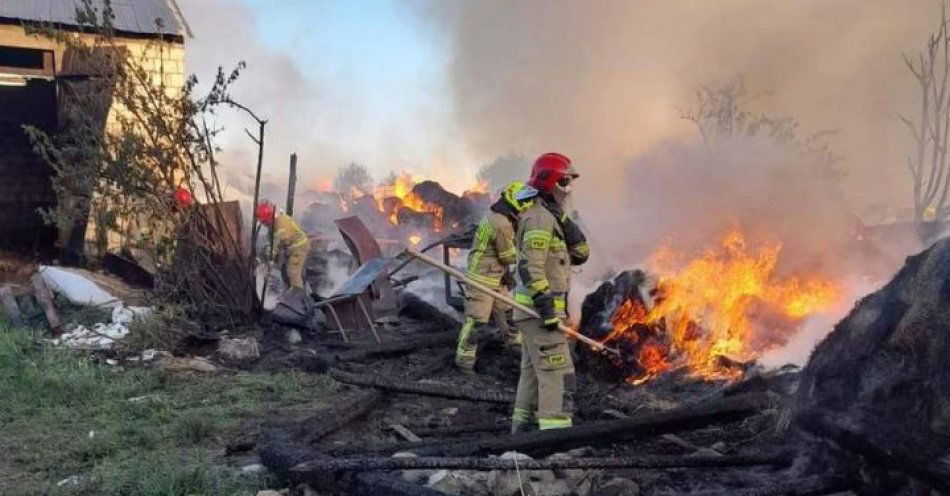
[514,202,571,319]
[465,211,517,287]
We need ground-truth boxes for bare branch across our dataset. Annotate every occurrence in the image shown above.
[23,3,260,324]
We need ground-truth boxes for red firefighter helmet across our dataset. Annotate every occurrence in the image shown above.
[255,201,276,226]
[172,187,193,209]
[527,152,579,194]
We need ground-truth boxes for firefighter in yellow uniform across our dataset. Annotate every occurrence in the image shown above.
[256,201,311,295]
[511,153,590,433]
[456,181,533,373]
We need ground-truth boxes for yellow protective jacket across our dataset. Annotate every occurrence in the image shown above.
[273,213,309,255]
[465,211,517,287]
[514,201,590,319]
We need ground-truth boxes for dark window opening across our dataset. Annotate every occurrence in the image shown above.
[0,46,46,70]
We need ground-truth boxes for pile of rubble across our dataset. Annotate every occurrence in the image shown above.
[795,237,950,493]
[250,239,950,495]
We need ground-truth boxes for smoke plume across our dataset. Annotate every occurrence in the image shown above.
[417,1,945,364]
[423,0,932,198]
[418,0,940,276]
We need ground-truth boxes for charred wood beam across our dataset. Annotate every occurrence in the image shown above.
[411,423,508,438]
[397,291,461,330]
[680,474,849,496]
[303,389,384,445]
[259,440,445,496]
[324,393,772,458]
[332,331,457,362]
[352,473,446,496]
[302,356,450,444]
[31,274,63,335]
[410,393,773,456]
[291,451,794,474]
[324,434,488,457]
[796,412,950,494]
[328,368,515,404]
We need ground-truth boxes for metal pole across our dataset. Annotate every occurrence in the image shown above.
[443,244,452,307]
[404,249,620,356]
[286,153,297,216]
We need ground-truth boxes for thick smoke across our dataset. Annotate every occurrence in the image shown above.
[420,0,937,219]
[592,134,853,275]
[418,0,940,278]
[419,0,942,364]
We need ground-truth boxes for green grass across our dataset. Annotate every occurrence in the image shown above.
[0,326,336,496]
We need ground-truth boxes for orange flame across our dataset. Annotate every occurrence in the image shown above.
[605,229,840,383]
[368,173,446,231]
[332,172,481,245]
[312,177,333,193]
[464,180,489,196]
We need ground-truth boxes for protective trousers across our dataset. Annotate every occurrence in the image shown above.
[284,242,310,289]
[456,285,517,370]
[511,318,575,431]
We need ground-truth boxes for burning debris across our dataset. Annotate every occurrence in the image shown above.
[247,236,950,496]
[328,174,488,248]
[582,230,841,385]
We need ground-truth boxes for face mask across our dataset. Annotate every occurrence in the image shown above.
[553,176,575,207]
[556,176,573,194]
[553,187,572,208]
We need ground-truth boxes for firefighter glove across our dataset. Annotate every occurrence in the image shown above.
[562,217,586,246]
[502,266,517,290]
[533,292,560,330]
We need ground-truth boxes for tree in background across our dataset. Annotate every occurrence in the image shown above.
[900,2,950,225]
[476,154,530,193]
[334,162,373,199]
[681,77,842,182]
[380,170,399,188]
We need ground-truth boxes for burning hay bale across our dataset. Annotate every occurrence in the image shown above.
[579,230,841,386]
[794,238,950,493]
[580,270,666,382]
[409,180,483,230]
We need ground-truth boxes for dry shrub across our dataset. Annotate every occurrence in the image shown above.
[24,0,260,327]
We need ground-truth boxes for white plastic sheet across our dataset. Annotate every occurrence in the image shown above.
[38,266,152,349]
[39,266,119,307]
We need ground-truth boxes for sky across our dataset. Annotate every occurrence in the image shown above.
[177,0,476,198]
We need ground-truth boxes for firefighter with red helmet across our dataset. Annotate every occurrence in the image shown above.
[510,152,590,433]
[255,201,311,292]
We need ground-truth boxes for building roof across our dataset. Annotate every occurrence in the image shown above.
[0,0,192,39]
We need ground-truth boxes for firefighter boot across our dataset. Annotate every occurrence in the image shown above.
[511,407,538,434]
[455,318,487,374]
